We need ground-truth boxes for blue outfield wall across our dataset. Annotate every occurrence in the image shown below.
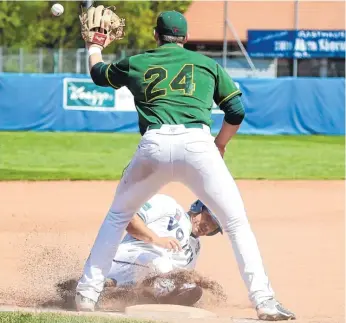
[0,73,344,135]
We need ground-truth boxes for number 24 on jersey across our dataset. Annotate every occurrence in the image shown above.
[144,64,196,102]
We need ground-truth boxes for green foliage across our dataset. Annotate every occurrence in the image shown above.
[102,0,192,53]
[0,1,21,47]
[0,0,192,52]
[25,2,85,49]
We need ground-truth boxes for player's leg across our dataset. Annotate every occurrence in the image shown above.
[76,133,171,309]
[106,247,174,287]
[109,248,201,307]
[175,129,274,307]
[107,251,174,291]
[106,247,150,287]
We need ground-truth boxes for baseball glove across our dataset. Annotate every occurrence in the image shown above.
[79,4,125,49]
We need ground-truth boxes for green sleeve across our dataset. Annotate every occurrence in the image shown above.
[90,57,130,88]
[105,57,130,89]
[213,64,242,108]
[222,95,245,125]
[90,62,109,87]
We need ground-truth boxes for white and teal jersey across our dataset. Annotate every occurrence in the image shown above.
[120,194,201,269]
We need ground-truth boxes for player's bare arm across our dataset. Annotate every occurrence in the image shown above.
[127,214,182,251]
[213,65,245,157]
[214,94,245,155]
[214,122,240,157]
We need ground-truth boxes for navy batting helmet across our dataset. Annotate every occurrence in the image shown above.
[189,200,223,236]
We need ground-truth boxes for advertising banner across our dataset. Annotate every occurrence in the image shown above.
[0,73,344,135]
[247,30,345,58]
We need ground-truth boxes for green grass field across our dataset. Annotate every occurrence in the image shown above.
[0,132,344,180]
[0,312,155,323]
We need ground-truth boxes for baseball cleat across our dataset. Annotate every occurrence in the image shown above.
[256,298,296,321]
[165,283,203,306]
[153,279,203,306]
[75,292,96,312]
[152,278,176,297]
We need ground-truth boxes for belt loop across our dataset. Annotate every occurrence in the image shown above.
[202,124,210,133]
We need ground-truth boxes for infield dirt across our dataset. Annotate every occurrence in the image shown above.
[0,180,344,322]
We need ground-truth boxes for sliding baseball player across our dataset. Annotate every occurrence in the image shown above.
[104,194,223,306]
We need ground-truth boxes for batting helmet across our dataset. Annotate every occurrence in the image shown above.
[189,200,223,236]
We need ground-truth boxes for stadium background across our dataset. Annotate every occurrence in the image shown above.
[0,0,344,135]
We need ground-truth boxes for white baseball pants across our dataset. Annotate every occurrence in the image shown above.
[76,125,274,306]
[107,247,174,287]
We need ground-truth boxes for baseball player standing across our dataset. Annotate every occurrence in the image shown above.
[76,6,295,321]
[106,194,223,306]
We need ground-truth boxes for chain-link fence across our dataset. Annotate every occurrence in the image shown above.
[0,46,278,77]
[0,47,144,74]
[0,46,343,77]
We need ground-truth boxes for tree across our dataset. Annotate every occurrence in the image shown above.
[0,0,192,51]
[0,1,22,47]
[89,1,193,54]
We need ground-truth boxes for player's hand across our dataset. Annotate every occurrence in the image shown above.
[154,237,182,252]
[215,143,226,158]
[214,137,226,158]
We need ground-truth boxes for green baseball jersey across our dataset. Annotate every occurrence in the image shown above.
[104,43,241,134]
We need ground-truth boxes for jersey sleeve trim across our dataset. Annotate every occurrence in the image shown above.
[217,89,241,106]
[105,64,121,89]
[136,211,147,223]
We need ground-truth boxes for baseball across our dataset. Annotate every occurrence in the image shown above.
[51,3,64,16]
